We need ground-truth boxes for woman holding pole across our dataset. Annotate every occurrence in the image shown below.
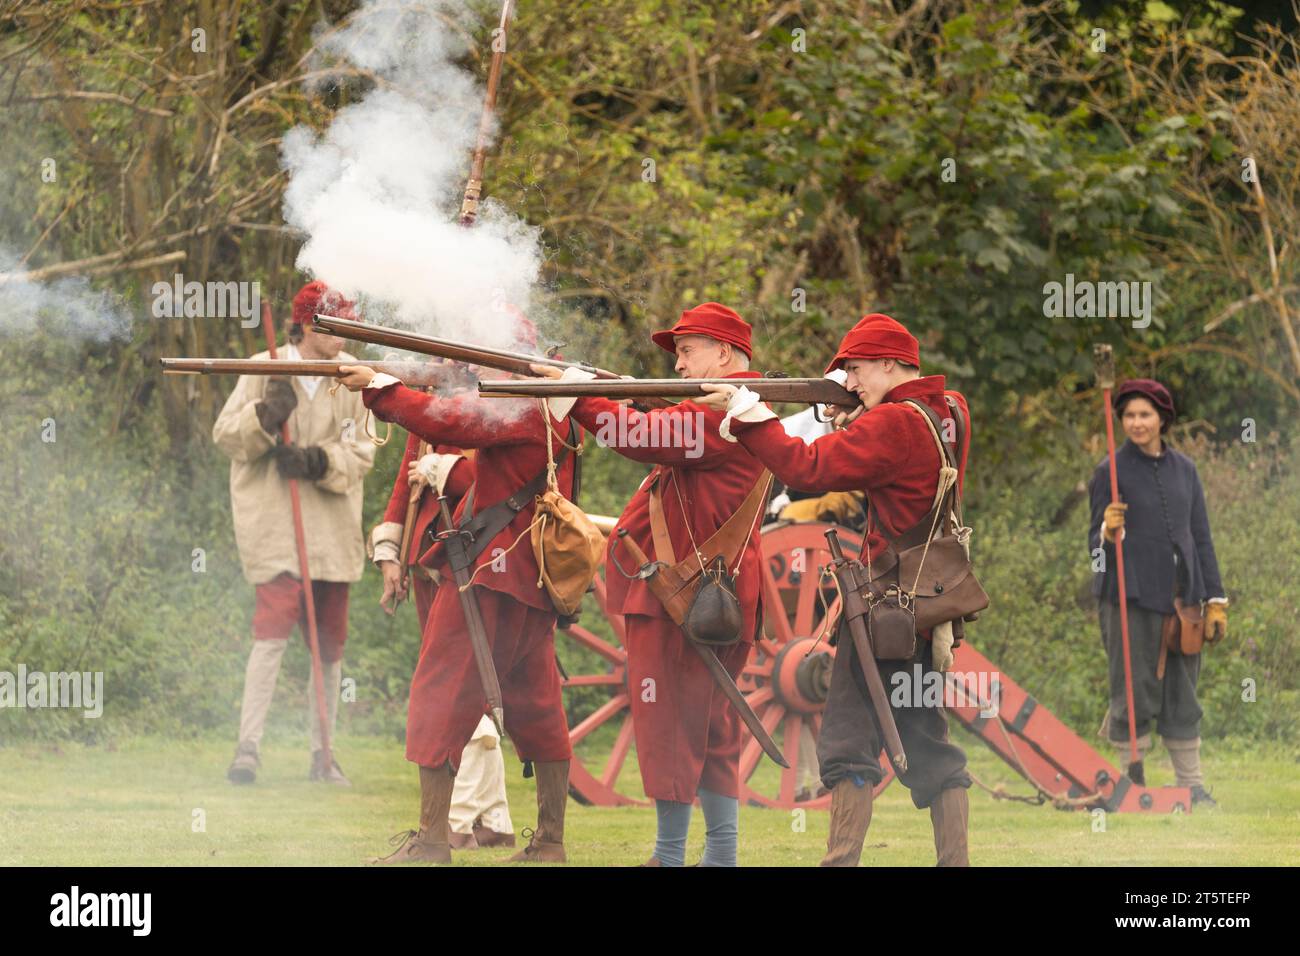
[1088,375,1228,806]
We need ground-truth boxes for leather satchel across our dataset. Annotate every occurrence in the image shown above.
[1162,596,1206,656]
[683,556,745,645]
[632,466,772,644]
[860,398,989,642]
[532,486,606,617]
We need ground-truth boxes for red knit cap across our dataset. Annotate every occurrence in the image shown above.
[651,302,753,359]
[824,313,920,374]
[1114,378,1175,424]
[292,280,357,325]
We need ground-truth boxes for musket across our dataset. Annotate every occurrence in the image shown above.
[435,495,505,735]
[824,528,908,774]
[399,0,516,596]
[311,314,642,384]
[460,0,514,226]
[611,529,789,770]
[159,357,469,389]
[477,376,860,407]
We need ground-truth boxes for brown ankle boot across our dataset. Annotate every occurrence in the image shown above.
[373,764,455,864]
[820,779,873,867]
[508,760,569,863]
[930,786,970,867]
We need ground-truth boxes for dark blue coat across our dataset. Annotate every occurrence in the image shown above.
[1088,440,1225,615]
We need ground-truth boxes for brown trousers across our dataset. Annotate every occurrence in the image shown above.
[817,626,971,809]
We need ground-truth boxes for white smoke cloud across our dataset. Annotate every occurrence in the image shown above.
[281,0,541,350]
[0,247,131,342]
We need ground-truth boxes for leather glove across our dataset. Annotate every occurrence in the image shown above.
[272,444,328,481]
[255,379,298,434]
[1102,501,1127,543]
[1205,602,1227,644]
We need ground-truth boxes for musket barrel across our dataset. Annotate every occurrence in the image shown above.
[311,315,617,379]
[158,357,461,389]
[477,376,860,406]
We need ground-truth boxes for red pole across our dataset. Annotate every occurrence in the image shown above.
[262,300,333,769]
[1102,387,1140,773]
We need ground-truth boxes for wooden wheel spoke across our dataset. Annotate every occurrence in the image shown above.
[760,559,795,646]
[601,714,636,788]
[743,685,774,712]
[794,561,820,637]
[738,700,773,783]
[780,713,803,804]
[561,624,625,665]
[569,693,628,745]
[563,673,623,687]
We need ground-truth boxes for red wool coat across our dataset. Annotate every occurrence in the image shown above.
[731,374,971,572]
[364,383,579,610]
[570,369,768,642]
[381,431,475,568]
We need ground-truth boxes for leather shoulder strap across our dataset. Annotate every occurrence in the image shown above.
[459,418,578,564]
[649,467,772,577]
[864,400,958,554]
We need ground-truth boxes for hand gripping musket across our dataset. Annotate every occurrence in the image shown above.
[435,495,505,735]
[477,376,861,407]
[609,529,789,769]
[824,528,908,774]
[159,357,468,389]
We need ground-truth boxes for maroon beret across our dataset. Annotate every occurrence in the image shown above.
[1114,378,1175,423]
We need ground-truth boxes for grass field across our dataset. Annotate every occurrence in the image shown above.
[2,731,1297,867]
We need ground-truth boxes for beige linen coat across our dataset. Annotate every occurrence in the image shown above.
[212,349,376,585]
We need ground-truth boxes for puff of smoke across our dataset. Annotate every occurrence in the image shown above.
[281,0,542,355]
[0,247,131,343]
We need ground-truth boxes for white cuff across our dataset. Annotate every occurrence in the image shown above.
[767,491,791,517]
[543,366,597,421]
[1099,519,1125,544]
[420,452,463,496]
[367,372,401,390]
[369,521,403,563]
[1207,597,1228,605]
[719,386,777,442]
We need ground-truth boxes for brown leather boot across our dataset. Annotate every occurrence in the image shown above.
[930,786,970,867]
[508,760,569,863]
[472,817,516,848]
[448,830,479,850]
[819,779,873,867]
[373,764,454,864]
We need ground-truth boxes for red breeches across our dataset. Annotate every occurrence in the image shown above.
[405,583,571,771]
[624,614,750,802]
[252,573,349,662]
